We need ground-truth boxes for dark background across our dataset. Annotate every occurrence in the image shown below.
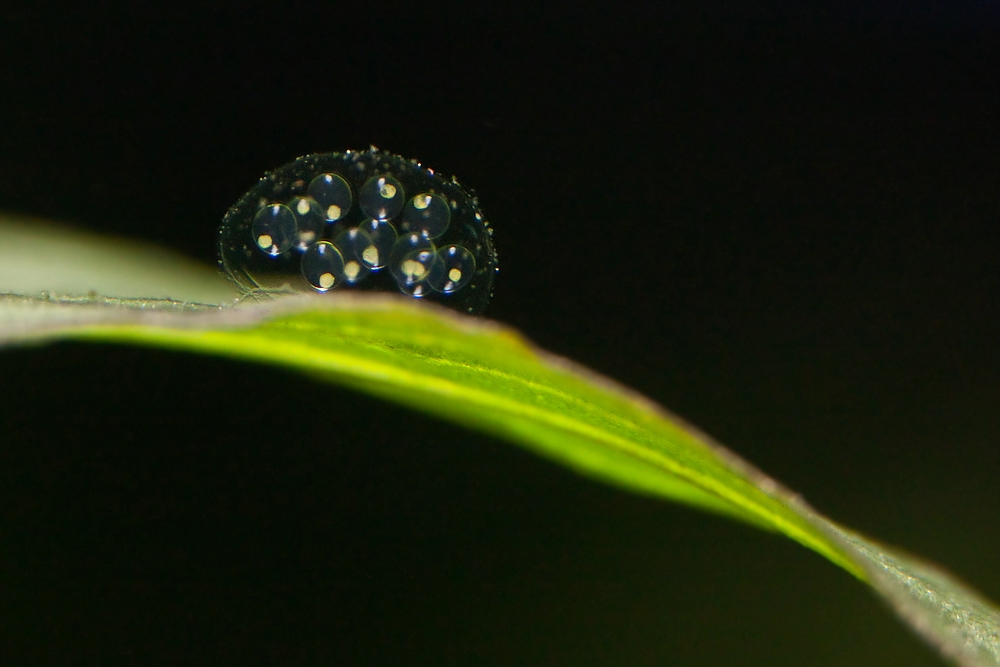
[1,3,997,665]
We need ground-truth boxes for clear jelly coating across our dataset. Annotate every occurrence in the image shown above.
[218,149,498,314]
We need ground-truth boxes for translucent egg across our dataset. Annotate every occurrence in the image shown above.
[287,196,325,250]
[358,218,398,269]
[395,248,437,288]
[218,149,498,314]
[300,241,346,291]
[359,174,405,221]
[389,231,432,279]
[386,233,439,299]
[330,227,373,284]
[307,173,353,222]
[401,192,451,239]
[428,244,476,294]
[252,204,297,256]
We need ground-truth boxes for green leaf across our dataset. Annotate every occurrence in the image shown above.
[2,217,998,665]
[0,214,238,303]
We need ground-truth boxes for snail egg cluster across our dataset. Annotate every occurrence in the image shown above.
[218,149,497,314]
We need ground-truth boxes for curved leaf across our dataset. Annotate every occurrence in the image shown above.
[2,218,998,665]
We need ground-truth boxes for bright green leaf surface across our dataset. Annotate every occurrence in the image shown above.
[2,218,998,666]
[80,296,863,571]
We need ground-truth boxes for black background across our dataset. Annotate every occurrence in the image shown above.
[0,3,997,665]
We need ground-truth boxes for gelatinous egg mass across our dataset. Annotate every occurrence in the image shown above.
[218,149,498,314]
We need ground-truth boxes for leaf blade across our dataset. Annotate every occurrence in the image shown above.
[24,295,865,577]
[2,218,998,665]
